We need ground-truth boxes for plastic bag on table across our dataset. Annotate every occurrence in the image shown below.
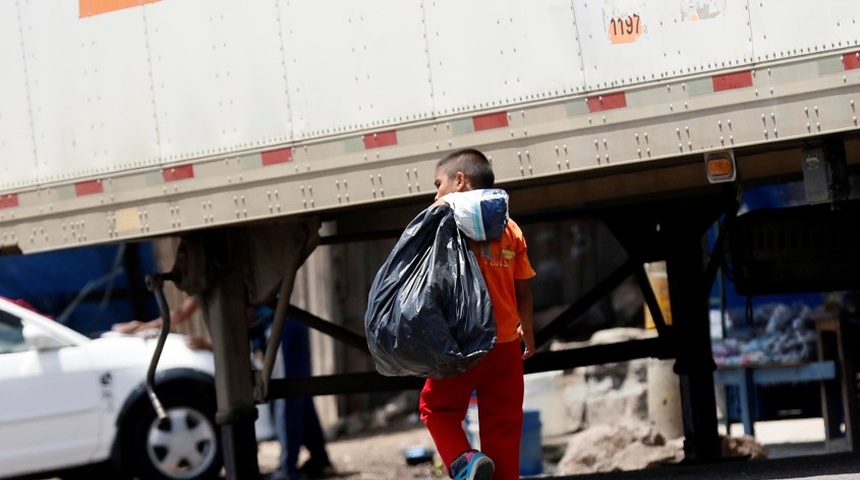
[364,205,496,379]
[441,188,509,241]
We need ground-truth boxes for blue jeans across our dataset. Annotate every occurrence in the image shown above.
[274,318,330,477]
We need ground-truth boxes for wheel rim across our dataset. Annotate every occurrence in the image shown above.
[146,406,217,479]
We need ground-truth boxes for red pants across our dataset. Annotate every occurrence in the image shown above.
[419,340,524,480]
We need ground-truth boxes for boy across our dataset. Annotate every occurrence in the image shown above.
[420,148,536,480]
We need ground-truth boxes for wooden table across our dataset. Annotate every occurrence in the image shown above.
[714,360,836,437]
[814,315,859,450]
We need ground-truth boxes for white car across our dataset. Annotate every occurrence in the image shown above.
[0,297,273,480]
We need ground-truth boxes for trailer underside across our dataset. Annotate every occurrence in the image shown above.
[129,128,860,478]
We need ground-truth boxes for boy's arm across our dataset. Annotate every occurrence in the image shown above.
[515,279,535,359]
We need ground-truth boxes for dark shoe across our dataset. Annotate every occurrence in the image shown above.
[263,471,306,480]
[299,459,337,478]
[262,471,288,480]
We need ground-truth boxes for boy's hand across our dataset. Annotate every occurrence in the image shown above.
[518,325,536,359]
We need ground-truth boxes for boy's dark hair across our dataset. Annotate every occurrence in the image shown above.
[436,148,495,188]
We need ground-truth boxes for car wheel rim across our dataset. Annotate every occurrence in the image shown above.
[146,406,217,479]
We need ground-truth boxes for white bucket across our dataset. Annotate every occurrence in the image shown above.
[523,371,567,437]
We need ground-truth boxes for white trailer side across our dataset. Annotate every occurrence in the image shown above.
[1,0,858,253]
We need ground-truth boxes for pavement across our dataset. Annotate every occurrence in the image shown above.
[537,418,860,480]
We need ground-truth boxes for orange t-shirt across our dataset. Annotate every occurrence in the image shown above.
[470,218,536,343]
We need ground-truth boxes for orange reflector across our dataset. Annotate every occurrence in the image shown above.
[706,157,733,176]
[704,151,736,183]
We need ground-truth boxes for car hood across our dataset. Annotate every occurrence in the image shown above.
[88,332,216,375]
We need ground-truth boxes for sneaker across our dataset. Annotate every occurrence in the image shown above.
[449,450,494,480]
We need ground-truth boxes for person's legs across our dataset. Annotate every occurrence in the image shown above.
[274,398,289,475]
[278,319,312,477]
[419,372,476,470]
[299,397,334,476]
[475,341,524,480]
[282,396,306,477]
[302,398,329,460]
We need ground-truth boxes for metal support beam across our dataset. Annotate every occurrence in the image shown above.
[604,197,726,462]
[268,336,675,397]
[286,304,370,354]
[534,259,637,348]
[167,221,320,479]
[665,223,721,462]
[179,230,260,479]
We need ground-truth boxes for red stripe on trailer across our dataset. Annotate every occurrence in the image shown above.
[587,92,627,112]
[75,180,104,196]
[843,51,860,70]
[262,148,293,166]
[363,130,398,149]
[712,71,753,92]
[0,194,18,209]
[472,112,509,131]
[162,165,195,182]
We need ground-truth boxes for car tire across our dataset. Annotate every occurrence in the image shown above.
[125,389,223,480]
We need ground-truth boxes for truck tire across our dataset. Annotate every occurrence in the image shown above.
[125,390,223,480]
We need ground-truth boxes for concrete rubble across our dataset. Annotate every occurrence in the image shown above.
[550,327,766,474]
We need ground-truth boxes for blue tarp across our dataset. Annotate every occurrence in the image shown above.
[0,243,159,335]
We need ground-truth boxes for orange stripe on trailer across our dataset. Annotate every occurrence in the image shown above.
[262,148,293,166]
[363,130,398,149]
[586,92,627,112]
[162,165,195,182]
[75,180,104,196]
[0,194,18,209]
[472,112,509,131]
[843,51,860,70]
[712,70,753,92]
[79,0,161,18]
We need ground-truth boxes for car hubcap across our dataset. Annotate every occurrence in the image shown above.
[147,406,217,479]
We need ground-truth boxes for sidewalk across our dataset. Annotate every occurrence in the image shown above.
[544,418,859,480]
[723,417,850,459]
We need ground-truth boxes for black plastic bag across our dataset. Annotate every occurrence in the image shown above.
[364,205,496,379]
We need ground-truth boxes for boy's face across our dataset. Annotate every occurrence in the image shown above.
[433,168,468,201]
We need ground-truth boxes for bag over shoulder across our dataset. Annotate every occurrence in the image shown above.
[363,206,496,379]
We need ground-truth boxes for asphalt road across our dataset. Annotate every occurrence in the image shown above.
[533,452,860,480]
